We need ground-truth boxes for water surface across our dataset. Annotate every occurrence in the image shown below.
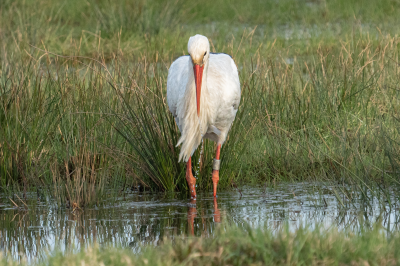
[1,182,398,261]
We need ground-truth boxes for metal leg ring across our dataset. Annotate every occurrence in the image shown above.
[212,159,221,171]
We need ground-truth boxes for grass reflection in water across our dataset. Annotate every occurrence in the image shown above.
[1,183,399,262]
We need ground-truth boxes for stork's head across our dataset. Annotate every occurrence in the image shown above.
[188,34,210,117]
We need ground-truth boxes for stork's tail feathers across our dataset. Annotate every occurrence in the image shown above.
[176,125,202,162]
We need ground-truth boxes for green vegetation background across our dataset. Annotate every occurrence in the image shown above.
[1,0,400,206]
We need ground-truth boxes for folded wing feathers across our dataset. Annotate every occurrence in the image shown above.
[207,125,221,136]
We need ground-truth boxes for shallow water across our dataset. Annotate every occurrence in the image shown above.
[1,182,399,262]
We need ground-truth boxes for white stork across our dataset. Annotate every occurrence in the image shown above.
[167,34,241,198]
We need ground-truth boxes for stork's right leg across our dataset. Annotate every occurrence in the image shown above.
[212,144,221,197]
[186,157,197,199]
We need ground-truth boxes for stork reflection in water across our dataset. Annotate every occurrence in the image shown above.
[188,198,221,236]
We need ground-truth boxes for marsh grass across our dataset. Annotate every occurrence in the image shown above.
[1,0,400,205]
[0,54,135,206]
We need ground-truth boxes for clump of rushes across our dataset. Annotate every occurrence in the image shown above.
[3,223,400,265]
[111,53,255,193]
[0,54,134,207]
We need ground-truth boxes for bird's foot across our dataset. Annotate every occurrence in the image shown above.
[212,170,219,197]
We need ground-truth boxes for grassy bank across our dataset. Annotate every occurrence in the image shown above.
[1,0,400,205]
[2,224,399,265]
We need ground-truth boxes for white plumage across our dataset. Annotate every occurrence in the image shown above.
[167,35,241,162]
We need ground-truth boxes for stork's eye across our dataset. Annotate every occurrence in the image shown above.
[204,52,207,56]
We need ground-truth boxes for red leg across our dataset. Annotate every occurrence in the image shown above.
[212,144,221,197]
[186,157,196,199]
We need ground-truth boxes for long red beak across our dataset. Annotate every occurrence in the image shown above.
[193,64,204,117]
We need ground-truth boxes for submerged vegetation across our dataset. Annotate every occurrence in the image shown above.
[2,224,400,266]
[1,0,400,206]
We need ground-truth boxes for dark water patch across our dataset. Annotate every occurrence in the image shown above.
[0,182,399,262]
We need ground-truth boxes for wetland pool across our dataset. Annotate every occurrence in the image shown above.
[1,182,399,262]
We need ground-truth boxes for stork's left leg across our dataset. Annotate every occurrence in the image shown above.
[186,157,197,199]
[212,144,221,197]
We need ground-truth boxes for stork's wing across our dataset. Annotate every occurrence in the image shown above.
[207,125,221,136]
[166,56,190,131]
[208,53,241,125]
[209,53,240,106]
